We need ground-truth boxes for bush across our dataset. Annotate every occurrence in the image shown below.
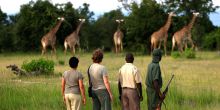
[21,58,55,75]
[171,51,181,59]
[202,28,220,50]
[58,60,65,65]
[171,48,196,59]
[183,48,196,59]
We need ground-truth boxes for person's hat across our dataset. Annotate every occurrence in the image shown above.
[152,49,163,56]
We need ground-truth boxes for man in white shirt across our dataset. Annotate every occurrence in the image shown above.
[118,53,143,110]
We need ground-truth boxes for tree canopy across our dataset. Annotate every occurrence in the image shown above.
[0,0,219,53]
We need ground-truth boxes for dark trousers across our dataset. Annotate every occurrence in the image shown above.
[92,89,112,110]
[121,88,140,110]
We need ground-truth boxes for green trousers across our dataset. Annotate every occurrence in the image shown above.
[147,87,160,110]
[92,89,112,110]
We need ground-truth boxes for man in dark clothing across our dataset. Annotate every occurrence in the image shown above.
[146,49,165,110]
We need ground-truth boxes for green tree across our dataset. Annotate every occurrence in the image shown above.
[0,8,15,52]
[92,9,124,51]
[125,0,165,53]
[163,0,219,47]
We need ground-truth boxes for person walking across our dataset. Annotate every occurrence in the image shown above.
[118,53,143,110]
[62,57,86,110]
[88,49,113,110]
[145,49,165,110]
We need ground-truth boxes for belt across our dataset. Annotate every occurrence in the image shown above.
[122,87,136,89]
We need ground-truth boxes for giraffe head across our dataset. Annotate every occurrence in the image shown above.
[57,17,65,21]
[193,12,200,16]
[79,18,86,23]
[116,19,124,23]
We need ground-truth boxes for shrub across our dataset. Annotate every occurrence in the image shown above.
[58,60,65,65]
[183,48,196,59]
[171,51,181,59]
[171,48,196,59]
[21,58,55,75]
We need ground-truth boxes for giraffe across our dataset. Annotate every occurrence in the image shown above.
[64,18,85,55]
[113,19,124,53]
[41,17,65,55]
[150,12,176,56]
[172,12,200,52]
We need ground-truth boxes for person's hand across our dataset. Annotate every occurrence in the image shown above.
[119,95,121,101]
[82,97,86,105]
[139,96,143,102]
[159,93,165,100]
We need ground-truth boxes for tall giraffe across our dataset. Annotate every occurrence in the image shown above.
[172,12,200,52]
[64,19,85,55]
[150,12,176,56]
[113,19,124,53]
[41,17,65,55]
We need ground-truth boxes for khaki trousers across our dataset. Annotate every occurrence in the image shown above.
[65,93,82,110]
[121,88,140,110]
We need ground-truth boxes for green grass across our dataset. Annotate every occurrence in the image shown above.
[0,51,220,110]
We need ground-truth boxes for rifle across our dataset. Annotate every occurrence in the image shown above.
[158,74,174,107]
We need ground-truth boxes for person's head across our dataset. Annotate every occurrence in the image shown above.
[92,49,103,63]
[69,57,79,68]
[125,53,134,63]
[152,49,163,62]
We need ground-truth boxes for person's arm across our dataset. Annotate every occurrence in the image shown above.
[136,83,143,101]
[118,81,122,100]
[153,80,165,100]
[103,76,113,101]
[61,78,65,102]
[79,79,86,105]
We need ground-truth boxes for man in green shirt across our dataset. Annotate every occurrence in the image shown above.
[146,49,165,110]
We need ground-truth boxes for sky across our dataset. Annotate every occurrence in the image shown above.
[0,0,219,26]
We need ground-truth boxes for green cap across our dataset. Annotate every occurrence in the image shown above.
[152,49,163,56]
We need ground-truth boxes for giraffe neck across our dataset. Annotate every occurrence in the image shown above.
[187,15,197,30]
[117,23,121,31]
[76,22,84,35]
[51,20,63,34]
[163,15,172,31]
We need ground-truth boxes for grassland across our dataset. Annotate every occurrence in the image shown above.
[0,51,220,110]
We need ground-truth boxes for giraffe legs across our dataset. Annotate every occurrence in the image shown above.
[51,45,56,55]
[64,41,68,55]
[188,36,194,49]
[164,39,167,56]
[71,46,75,56]
[41,46,46,55]
[172,36,176,52]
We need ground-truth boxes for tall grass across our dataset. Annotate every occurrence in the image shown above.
[0,51,220,109]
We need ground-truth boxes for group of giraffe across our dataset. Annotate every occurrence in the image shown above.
[151,12,200,56]
[41,12,199,56]
[41,16,124,55]
[41,17,85,55]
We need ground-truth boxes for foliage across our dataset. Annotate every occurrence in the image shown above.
[58,60,65,65]
[183,48,196,59]
[171,51,181,59]
[0,0,219,52]
[202,28,220,50]
[92,9,124,51]
[171,48,196,59]
[21,58,55,75]
[163,0,218,47]
[125,0,165,53]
